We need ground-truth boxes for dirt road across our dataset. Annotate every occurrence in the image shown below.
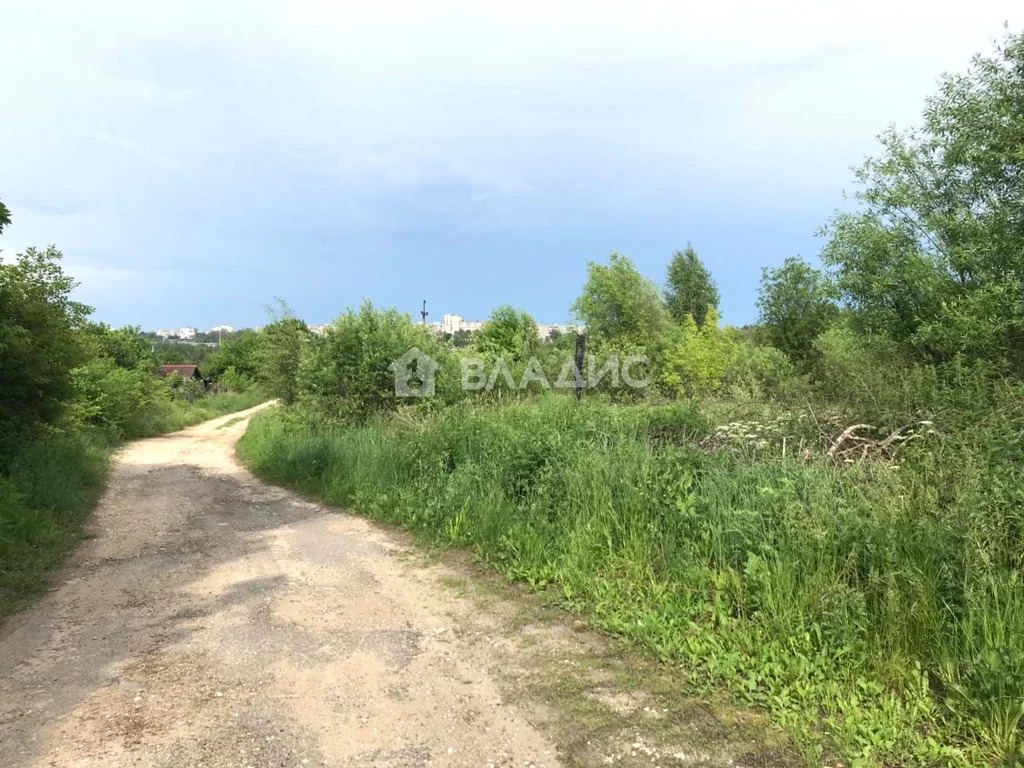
[0,406,561,767]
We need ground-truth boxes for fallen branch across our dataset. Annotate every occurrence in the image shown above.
[827,424,875,460]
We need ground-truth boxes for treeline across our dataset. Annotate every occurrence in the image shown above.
[0,241,266,615]
[239,34,1024,766]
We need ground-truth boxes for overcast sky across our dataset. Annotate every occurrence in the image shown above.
[0,1,1019,329]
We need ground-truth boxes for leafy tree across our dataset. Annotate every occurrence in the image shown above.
[757,257,838,368]
[450,329,474,348]
[257,312,309,405]
[68,357,162,435]
[659,308,737,397]
[217,366,253,393]
[296,301,453,421]
[475,306,539,363]
[0,198,10,234]
[0,247,90,449]
[572,253,668,351]
[203,331,261,382]
[664,244,719,327]
[82,323,156,370]
[822,32,1024,372]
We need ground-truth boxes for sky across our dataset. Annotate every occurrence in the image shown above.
[0,1,1019,329]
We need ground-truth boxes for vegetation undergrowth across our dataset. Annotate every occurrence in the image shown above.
[239,388,1024,767]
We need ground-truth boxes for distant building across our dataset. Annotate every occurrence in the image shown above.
[537,323,574,341]
[155,328,176,339]
[309,323,331,335]
[158,364,202,380]
[428,312,573,341]
[439,313,484,335]
[178,327,198,340]
[209,324,234,334]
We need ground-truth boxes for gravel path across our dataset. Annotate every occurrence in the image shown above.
[0,406,560,767]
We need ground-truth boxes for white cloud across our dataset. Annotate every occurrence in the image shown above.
[0,0,1019,321]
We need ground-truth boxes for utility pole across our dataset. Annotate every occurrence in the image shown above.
[574,333,586,403]
[421,300,429,326]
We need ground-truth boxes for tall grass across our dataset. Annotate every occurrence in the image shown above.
[0,428,112,617]
[122,388,266,438]
[0,390,267,618]
[238,394,1024,766]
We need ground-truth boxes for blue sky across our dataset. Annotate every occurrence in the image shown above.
[0,2,1019,329]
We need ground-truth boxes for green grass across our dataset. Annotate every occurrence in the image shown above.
[0,427,113,618]
[238,394,1024,766]
[0,390,266,620]
[122,388,266,438]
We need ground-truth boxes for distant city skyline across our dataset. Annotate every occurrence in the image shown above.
[148,312,575,337]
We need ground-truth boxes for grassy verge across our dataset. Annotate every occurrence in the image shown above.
[431,551,799,767]
[0,390,266,619]
[122,389,266,438]
[238,395,1024,767]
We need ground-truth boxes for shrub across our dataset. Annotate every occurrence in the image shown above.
[756,257,838,369]
[67,358,163,437]
[218,365,254,392]
[257,315,309,404]
[474,305,540,363]
[659,309,737,397]
[723,340,807,403]
[296,301,458,422]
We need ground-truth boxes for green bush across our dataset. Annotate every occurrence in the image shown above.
[658,309,737,397]
[722,340,807,403]
[473,305,540,363]
[67,358,164,437]
[256,314,309,404]
[296,301,460,422]
[217,365,254,393]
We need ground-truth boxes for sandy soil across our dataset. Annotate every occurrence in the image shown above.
[0,406,561,767]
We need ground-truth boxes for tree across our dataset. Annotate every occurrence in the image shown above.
[203,331,261,382]
[475,306,539,363]
[451,329,474,348]
[82,323,156,370]
[757,257,838,368]
[0,247,90,449]
[822,32,1024,373]
[664,244,719,327]
[659,308,738,397]
[257,310,309,405]
[296,301,454,421]
[0,198,10,235]
[572,253,668,351]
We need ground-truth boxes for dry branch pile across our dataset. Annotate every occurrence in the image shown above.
[826,421,937,464]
